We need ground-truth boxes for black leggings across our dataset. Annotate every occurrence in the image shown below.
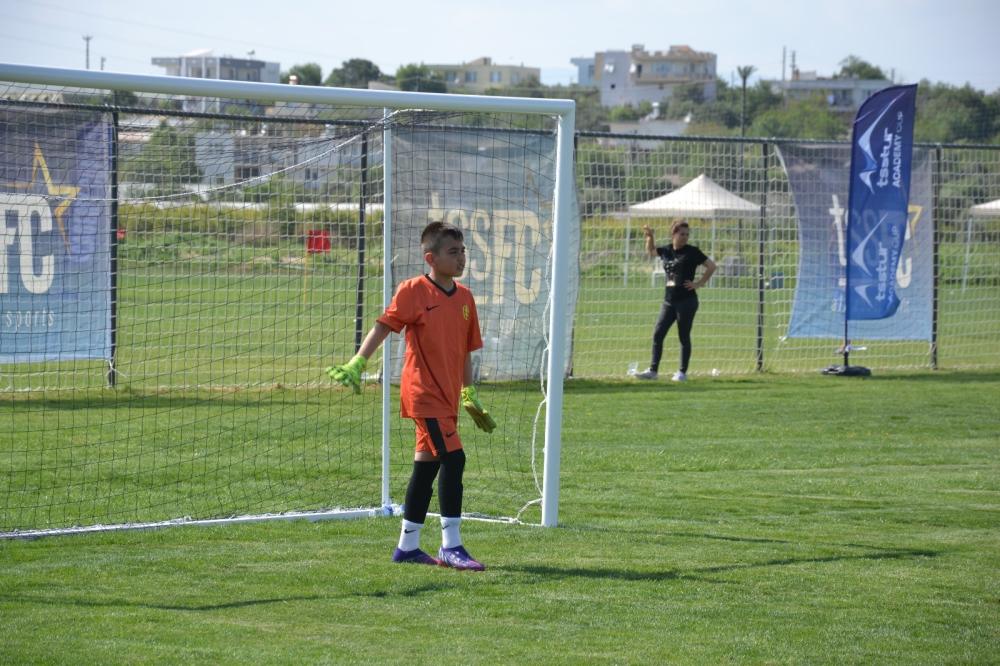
[649,295,699,373]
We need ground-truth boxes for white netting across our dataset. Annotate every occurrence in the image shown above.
[0,79,569,535]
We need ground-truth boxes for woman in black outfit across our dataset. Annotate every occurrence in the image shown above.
[636,220,716,381]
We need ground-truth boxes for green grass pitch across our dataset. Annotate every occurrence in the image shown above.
[2,371,998,663]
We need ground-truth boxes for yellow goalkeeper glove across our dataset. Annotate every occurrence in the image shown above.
[325,355,366,394]
[461,385,496,433]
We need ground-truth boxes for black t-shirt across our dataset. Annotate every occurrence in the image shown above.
[657,244,709,302]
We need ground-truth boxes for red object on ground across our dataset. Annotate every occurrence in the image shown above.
[306,229,331,254]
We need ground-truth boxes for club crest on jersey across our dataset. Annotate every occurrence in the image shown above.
[462,304,470,321]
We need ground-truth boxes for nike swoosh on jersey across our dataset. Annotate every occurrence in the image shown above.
[445,432,456,438]
[425,305,440,311]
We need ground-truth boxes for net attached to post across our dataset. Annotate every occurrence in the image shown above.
[0,77,576,537]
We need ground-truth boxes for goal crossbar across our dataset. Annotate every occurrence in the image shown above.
[0,63,574,116]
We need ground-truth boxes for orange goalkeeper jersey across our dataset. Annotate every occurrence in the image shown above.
[377,275,483,418]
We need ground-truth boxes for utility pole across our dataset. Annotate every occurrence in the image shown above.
[83,35,92,69]
[100,56,106,71]
[736,64,756,258]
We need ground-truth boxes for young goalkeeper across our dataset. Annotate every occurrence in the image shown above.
[326,221,495,571]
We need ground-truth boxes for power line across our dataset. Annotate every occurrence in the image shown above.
[25,0,342,64]
[7,13,183,55]
[0,31,151,68]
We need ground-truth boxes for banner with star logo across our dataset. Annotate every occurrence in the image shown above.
[0,107,112,362]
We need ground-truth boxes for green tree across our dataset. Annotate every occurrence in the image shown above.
[110,90,138,107]
[499,75,545,97]
[281,63,323,86]
[124,121,201,186]
[608,101,653,122]
[667,79,781,132]
[916,81,1000,143]
[324,59,382,88]
[737,65,757,136]
[836,56,887,80]
[750,95,848,139]
[395,64,446,93]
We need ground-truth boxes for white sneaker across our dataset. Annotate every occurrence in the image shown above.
[635,369,658,380]
[671,371,687,382]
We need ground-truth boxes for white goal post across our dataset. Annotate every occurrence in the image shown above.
[0,63,575,535]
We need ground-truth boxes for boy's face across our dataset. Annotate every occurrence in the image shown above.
[426,236,466,278]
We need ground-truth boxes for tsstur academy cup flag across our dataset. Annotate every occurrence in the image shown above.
[779,84,931,341]
[0,108,112,362]
[845,84,918,321]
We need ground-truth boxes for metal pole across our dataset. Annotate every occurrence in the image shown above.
[381,111,393,511]
[756,142,768,372]
[566,130,579,380]
[541,106,575,528]
[624,146,631,287]
[931,145,942,369]
[107,111,119,387]
[354,132,368,353]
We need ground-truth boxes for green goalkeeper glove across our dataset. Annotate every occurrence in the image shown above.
[461,385,496,433]
[325,355,367,394]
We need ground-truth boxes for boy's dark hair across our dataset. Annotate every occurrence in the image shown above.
[421,221,464,254]
[671,220,690,235]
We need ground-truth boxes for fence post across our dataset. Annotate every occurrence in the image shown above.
[107,109,119,388]
[354,132,368,353]
[567,131,580,378]
[755,142,769,372]
[931,144,942,370]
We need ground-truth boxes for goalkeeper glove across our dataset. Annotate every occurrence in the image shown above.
[461,385,496,433]
[325,355,367,394]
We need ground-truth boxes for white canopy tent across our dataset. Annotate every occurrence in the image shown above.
[629,173,762,219]
[969,198,1000,218]
[624,173,761,285]
[961,198,1000,291]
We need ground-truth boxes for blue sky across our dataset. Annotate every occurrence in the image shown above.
[1,0,997,92]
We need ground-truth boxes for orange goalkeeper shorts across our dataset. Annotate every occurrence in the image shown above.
[414,417,463,456]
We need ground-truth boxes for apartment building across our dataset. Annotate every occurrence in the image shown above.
[426,57,540,93]
[764,68,891,112]
[574,44,717,108]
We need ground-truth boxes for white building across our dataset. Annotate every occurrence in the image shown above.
[194,128,367,188]
[571,57,596,87]
[152,49,280,83]
[764,69,891,112]
[152,49,281,113]
[578,44,717,108]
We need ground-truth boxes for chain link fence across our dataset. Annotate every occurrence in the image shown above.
[571,132,1000,377]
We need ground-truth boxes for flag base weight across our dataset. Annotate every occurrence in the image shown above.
[821,365,872,377]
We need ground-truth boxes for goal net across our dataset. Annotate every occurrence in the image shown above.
[0,66,576,537]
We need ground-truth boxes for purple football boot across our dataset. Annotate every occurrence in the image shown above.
[437,545,485,571]
[392,548,439,565]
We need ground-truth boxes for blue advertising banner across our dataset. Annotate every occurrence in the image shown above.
[0,108,112,362]
[846,85,918,320]
[777,142,933,340]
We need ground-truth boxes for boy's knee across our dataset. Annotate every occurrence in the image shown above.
[440,448,466,473]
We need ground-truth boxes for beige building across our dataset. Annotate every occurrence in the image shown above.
[426,57,540,93]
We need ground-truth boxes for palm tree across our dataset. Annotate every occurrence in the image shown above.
[737,65,757,137]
